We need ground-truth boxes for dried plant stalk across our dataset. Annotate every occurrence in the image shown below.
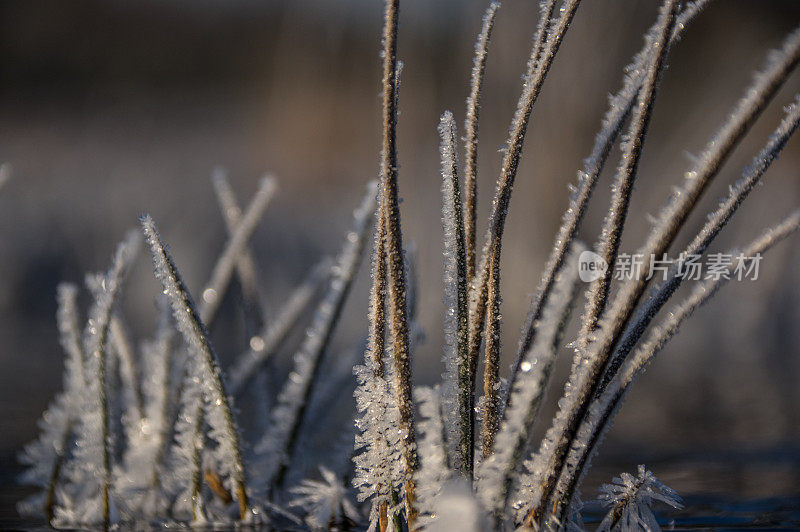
[550,208,800,522]
[463,1,500,283]
[141,216,251,520]
[477,244,583,522]
[470,0,581,467]
[371,191,391,532]
[523,1,681,525]
[371,197,388,378]
[580,0,681,341]
[379,0,419,525]
[438,112,471,476]
[199,176,276,326]
[507,1,711,400]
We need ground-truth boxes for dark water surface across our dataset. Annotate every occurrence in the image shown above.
[2,449,799,531]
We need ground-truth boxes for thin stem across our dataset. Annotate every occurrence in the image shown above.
[188,389,206,522]
[507,1,711,402]
[439,112,472,477]
[466,0,581,442]
[110,317,145,422]
[88,235,139,528]
[379,0,418,525]
[524,1,681,525]
[480,249,501,458]
[199,176,276,327]
[43,284,84,522]
[580,0,680,342]
[141,216,251,520]
[463,1,500,284]
[45,423,71,523]
[142,300,175,516]
[552,208,800,522]
[211,169,268,335]
[475,244,583,523]
[369,190,390,530]
[370,190,388,379]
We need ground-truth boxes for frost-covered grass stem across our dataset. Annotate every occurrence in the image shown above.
[48,285,84,522]
[370,195,391,530]
[507,1,710,401]
[468,0,581,464]
[438,112,471,477]
[580,0,680,341]
[141,216,250,520]
[379,0,418,524]
[110,317,144,423]
[476,244,583,522]
[199,176,276,327]
[463,1,500,283]
[211,169,267,334]
[551,209,800,522]
[524,1,680,525]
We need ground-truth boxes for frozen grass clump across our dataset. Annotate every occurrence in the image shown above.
[17,1,800,530]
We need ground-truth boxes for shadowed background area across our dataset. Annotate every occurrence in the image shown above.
[1,0,800,518]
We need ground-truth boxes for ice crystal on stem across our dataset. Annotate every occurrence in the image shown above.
[290,467,360,531]
[55,231,140,527]
[414,386,451,527]
[597,466,682,532]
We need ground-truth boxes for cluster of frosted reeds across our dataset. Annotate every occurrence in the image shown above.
[353,1,800,530]
[17,0,800,530]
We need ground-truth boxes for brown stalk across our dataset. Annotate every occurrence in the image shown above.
[525,1,681,525]
[370,192,390,532]
[204,469,233,505]
[379,0,418,526]
[463,1,500,284]
[470,0,580,459]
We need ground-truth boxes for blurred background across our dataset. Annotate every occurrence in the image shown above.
[1,0,800,519]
